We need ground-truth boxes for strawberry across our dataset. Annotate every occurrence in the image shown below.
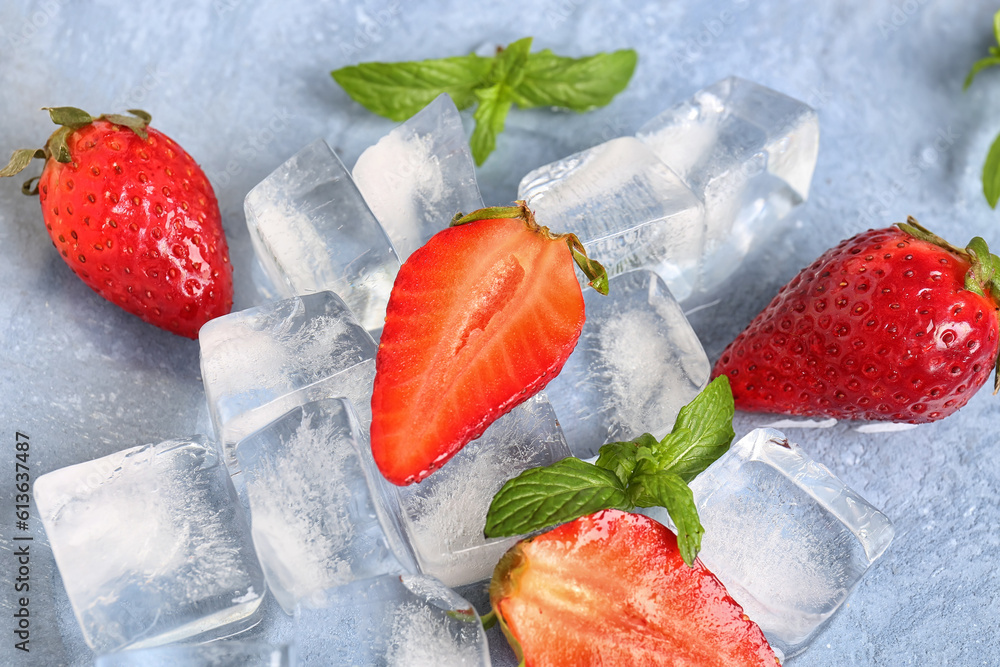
[714,218,1000,422]
[1,107,232,338]
[489,509,777,667]
[370,202,607,485]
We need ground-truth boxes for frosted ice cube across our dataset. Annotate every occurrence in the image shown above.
[643,428,893,657]
[235,398,415,614]
[385,394,571,587]
[353,94,484,260]
[295,574,490,666]
[94,640,291,666]
[34,436,265,654]
[244,138,400,331]
[637,77,819,290]
[544,269,711,459]
[199,291,376,466]
[518,136,705,302]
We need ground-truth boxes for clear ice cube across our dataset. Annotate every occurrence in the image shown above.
[643,428,894,657]
[34,436,265,654]
[353,94,484,261]
[199,291,376,466]
[244,138,400,331]
[637,77,819,291]
[517,136,706,302]
[94,640,291,667]
[294,574,490,666]
[235,398,415,614]
[384,394,571,587]
[544,269,711,459]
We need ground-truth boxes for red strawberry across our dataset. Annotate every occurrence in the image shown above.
[489,509,777,667]
[714,218,1000,422]
[1,107,232,338]
[370,202,607,485]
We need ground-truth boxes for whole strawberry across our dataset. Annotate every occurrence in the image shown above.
[371,201,607,485]
[714,218,1000,423]
[1,107,232,338]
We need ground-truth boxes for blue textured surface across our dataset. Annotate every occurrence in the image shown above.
[1,1,999,664]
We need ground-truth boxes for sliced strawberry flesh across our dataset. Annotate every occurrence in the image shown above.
[371,217,584,485]
[492,510,776,667]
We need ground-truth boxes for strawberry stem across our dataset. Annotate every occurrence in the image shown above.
[0,107,152,191]
[452,201,610,295]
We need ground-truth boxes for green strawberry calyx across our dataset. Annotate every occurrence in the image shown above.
[897,215,1000,393]
[451,200,609,295]
[0,107,151,194]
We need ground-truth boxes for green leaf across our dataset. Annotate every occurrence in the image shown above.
[628,472,704,566]
[470,83,513,166]
[964,56,1000,90]
[993,8,1000,46]
[484,457,631,538]
[0,148,45,178]
[983,130,1000,208]
[487,37,533,87]
[511,48,637,112]
[656,376,735,482]
[331,55,493,121]
[595,434,656,486]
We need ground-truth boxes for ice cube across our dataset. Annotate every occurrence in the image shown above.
[642,428,894,657]
[637,77,819,291]
[295,574,490,666]
[244,138,400,331]
[544,269,711,459]
[93,640,291,666]
[34,436,265,654]
[199,291,376,466]
[518,136,705,302]
[353,94,484,260]
[384,394,571,587]
[235,398,415,614]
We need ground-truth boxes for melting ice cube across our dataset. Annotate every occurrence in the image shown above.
[353,94,484,260]
[93,640,291,666]
[34,436,265,654]
[199,290,376,466]
[383,394,571,587]
[235,398,415,613]
[294,574,490,666]
[544,269,711,458]
[244,138,400,331]
[642,427,893,657]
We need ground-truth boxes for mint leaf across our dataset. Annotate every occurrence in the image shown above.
[512,48,637,112]
[332,38,636,165]
[984,131,1000,209]
[470,84,513,166]
[628,472,703,566]
[332,55,492,121]
[595,433,656,486]
[484,457,630,538]
[965,56,1000,90]
[657,376,735,482]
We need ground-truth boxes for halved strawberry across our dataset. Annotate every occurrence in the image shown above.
[370,202,606,485]
[490,509,777,667]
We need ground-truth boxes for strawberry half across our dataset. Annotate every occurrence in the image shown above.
[1,107,232,338]
[370,202,607,485]
[489,509,777,666]
[714,218,1000,422]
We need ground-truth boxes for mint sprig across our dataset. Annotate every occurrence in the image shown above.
[484,377,735,566]
[965,9,1000,208]
[331,38,637,165]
